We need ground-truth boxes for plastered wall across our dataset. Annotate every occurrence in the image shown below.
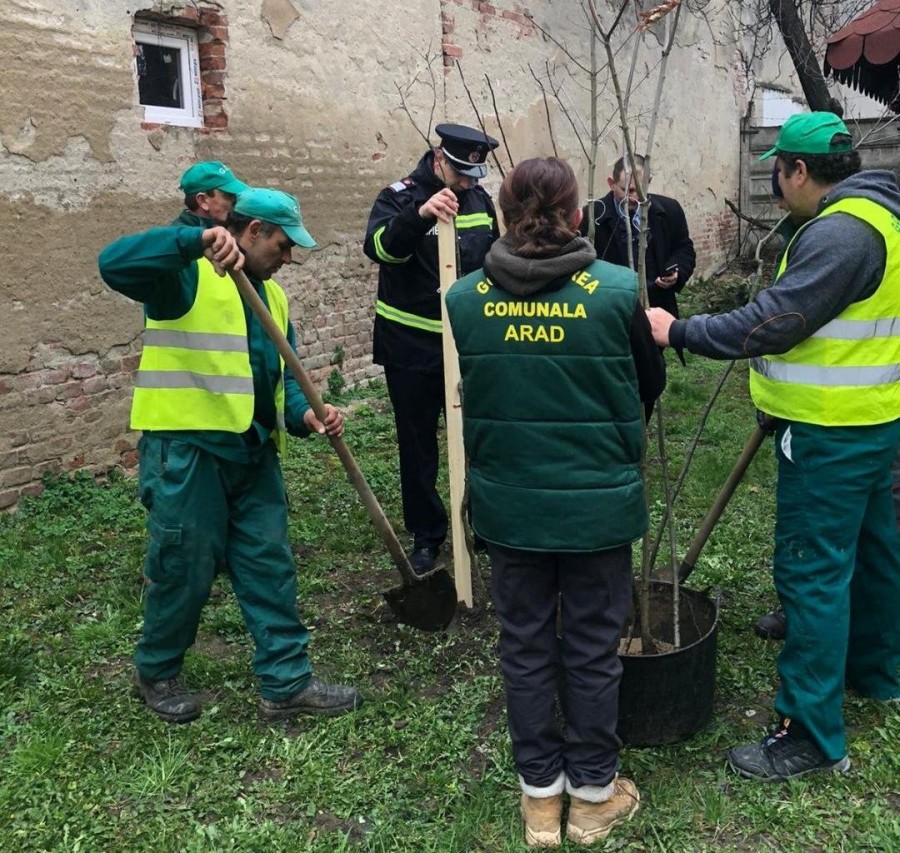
[0,0,750,507]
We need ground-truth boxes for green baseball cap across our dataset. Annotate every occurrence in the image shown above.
[759,112,853,160]
[179,161,249,195]
[233,188,317,249]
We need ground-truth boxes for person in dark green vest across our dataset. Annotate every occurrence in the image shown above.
[174,160,248,227]
[446,157,665,848]
[99,188,362,724]
[648,112,900,781]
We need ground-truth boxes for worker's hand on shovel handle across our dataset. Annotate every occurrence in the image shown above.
[202,226,244,276]
[303,404,344,438]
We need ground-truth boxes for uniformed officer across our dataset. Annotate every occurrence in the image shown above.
[175,160,249,227]
[363,124,500,575]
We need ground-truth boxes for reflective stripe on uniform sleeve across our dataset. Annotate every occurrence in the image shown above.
[375,300,442,333]
[373,225,412,264]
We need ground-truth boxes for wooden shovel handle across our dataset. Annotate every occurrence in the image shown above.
[228,268,416,583]
[678,424,767,582]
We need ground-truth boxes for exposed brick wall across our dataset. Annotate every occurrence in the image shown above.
[0,341,142,510]
[441,0,535,71]
[692,209,740,273]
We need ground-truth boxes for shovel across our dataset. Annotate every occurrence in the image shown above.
[228,268,457,631]
[678,424,768,582]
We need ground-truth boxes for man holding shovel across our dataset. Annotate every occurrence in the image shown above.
[363,124,500,576]
[647,112,900,781]
[99,188,362,724]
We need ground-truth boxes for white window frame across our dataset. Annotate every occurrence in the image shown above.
[133,20,203,128]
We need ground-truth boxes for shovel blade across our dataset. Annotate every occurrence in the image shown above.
[382,569,458,632]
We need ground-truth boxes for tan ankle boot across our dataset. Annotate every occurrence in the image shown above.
[520,793,563,848]
[566,777,640,845]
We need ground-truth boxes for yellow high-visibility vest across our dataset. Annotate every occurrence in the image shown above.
[749,197,900,426]
[131,258,289,453]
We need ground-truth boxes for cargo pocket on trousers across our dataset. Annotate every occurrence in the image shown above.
[145,519,188,585]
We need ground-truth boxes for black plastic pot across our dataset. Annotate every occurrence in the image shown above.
[617,581,720,746]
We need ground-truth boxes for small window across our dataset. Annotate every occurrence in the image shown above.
[133,20,203,128]
[758,87,804,128]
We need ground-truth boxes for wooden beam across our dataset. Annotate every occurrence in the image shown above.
[437,219,473,607]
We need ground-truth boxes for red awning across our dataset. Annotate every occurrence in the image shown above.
[824,0,900,111]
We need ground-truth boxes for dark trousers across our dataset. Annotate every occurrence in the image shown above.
[384,366,448,550]
[488,542,633,789]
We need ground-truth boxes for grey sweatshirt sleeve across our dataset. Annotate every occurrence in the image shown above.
[669,213,886,360]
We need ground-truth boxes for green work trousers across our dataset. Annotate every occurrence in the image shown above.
[773,419,900,760]
[135,434,311,700]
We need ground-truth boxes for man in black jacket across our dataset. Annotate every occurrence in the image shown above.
[580,155,696,316]
[363,124,500,575]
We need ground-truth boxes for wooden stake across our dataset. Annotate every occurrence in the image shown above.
[437,219,473,607]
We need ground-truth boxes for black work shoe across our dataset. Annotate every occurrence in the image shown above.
[259,676,362,721]
[132,672,201,724]
[754,605,787,640]
[410,546,440,577]
[727,719,850,781]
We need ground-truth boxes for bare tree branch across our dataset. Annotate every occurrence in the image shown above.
[452,61,506,179]
[529,64,559,157]
[484,74,515,169]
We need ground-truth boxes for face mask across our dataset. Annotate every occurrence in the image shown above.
[771,165,784,199]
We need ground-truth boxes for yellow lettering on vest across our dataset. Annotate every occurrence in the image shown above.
[574,271,591,286]
[533,326,549,343]
[584,280,598,294]
[551,325,564,342]
[484,302,495,317]
[477,280,490,295]
[573,304,586,318]
[504,324,518,341]
[509,302,523,317]
[520,325,534,342]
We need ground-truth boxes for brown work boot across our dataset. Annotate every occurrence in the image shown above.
[520,793,563,848]
[132,672,201,723]
[258,676,362,721]
[566,777,640,845]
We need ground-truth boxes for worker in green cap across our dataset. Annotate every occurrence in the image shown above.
[99,187,362,724]
[647,111,900,781]
[175,160,249,227]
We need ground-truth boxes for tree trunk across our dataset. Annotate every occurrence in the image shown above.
[768,0,843,115]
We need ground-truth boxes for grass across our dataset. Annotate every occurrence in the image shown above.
[1,356,899,852]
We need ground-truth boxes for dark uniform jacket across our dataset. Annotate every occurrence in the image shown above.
[580,191,696,316]
[363,151,499,372]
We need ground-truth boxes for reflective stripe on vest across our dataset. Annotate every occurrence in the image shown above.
[375,299,442,333]
[749,197,900,426]
[142,329,248,352]
[132,259,290,452]
[372,225,412,264]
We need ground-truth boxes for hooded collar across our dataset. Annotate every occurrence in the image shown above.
[484,236,597,296]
